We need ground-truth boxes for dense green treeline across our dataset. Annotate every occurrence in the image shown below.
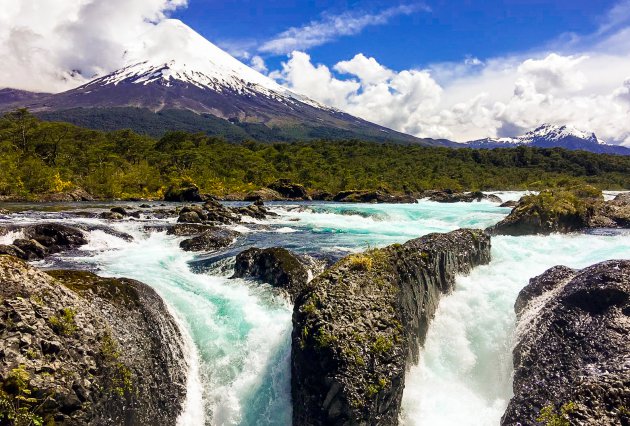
[1,110,629,199]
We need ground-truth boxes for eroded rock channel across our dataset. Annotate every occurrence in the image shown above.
[291,228,492,425]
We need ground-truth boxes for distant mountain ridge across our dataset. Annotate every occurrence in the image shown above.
[467,124,630,155]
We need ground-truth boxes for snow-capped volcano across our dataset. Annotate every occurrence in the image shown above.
[467,124,629,155]
[0,20,438,145]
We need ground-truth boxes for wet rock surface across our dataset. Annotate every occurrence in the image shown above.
[268,179,309,200]
[176,200,277,225]
[163,183,202,202]
[333,190,418,204]
[292,229,491,425]
[488,187,630,236]
[502,260,630,426]
[0,256,187,425]
[427,190,502,203]
[179,227,239,252]
[231,247,324,301]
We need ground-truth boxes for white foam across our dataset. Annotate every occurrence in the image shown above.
[400,234,630,425]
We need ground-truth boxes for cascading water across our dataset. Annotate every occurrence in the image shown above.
[1,195,627,425]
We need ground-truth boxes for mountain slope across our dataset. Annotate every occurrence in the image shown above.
[467,124,630,155]
[0,20,449,146]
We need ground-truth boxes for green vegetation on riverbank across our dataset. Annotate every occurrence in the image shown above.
[1,110,629,199]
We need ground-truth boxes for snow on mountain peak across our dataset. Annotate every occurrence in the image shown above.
[521,123,599,144]
[82,19,332,111]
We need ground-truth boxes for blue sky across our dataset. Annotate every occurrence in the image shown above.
[2,0,629,144]
[174,0,619,71]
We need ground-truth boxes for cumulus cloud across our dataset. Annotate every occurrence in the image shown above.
[0,0,187,92]
[258,3,428,55]
[250,55,268,73]
[272,50,630,146]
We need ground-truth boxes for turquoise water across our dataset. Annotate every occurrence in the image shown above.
[4,197,628,425]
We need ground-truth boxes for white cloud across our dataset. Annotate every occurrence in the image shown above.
[250,55,268,73]
[258,3,428,55]
[0,0,187,92]
[273,49,630,146]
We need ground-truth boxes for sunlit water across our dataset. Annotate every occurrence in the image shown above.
[1,196,628,425]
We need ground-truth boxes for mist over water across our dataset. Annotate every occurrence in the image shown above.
[2,197,627,425]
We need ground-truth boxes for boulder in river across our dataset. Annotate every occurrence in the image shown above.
[232,247,324,301]
[268,179,309,200]
[428,190,502,203]
[179,228,239,252]
[333,190,418,204]
[0,256,188,425]
[487,185,628,235]
[12,238,48,260]
[23,223,88,253]
[164,182,202,202]
[502,260,630,426]
[292,229,492,425]
[244,188,284,202]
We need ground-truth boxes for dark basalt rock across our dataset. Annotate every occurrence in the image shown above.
[488,186,628,236]
[310,190,335,201]
[179,228,239,252]
[268,179,309,200]
[164,183,202,202]
[23,223,88,253]
[110,207,128,216]
[0,256,187,425]
[333,190,418,204]
[37,188,95,202]
[292,229,492,425]
[235,202,279,220]
[0,244,26,258]
[500,200,518,208]
[12,239,48,260]
[231,247,324,301]
[244,188,284,202]
[202,200,241,224]
[176,201,276,225]
[502,260,630,426]
[166,224,217,236]
[428,190,502,203]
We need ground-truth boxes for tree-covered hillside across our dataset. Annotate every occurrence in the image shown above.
[1,110,629,200]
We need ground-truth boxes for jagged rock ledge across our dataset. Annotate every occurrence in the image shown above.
[291,229,491,425]
[231,247,326,301]
[0,256,188,425]
[487,186,629,236]
[502,260,630,426]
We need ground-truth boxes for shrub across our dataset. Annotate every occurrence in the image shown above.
[48,308,77,336]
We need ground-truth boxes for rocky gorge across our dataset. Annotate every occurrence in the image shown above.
[0,190,628,425]
[291,229,492,425]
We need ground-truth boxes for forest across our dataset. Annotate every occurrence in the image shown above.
[1,110,629,199]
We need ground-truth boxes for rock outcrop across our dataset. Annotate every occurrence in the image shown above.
[164,182,202,202]
[502,260,630,426]
[333,190,418,204]
[179,228,239,252]
[292,229,491,425]
[37,188,95,202]
[0,224,89,261]
[176,200,277,225]
[427,190,502,203]
[244,188,284,202]
[487,186,629,236]
[0,256,188,425]
[231,247,324,301]
[268,179,309,200]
